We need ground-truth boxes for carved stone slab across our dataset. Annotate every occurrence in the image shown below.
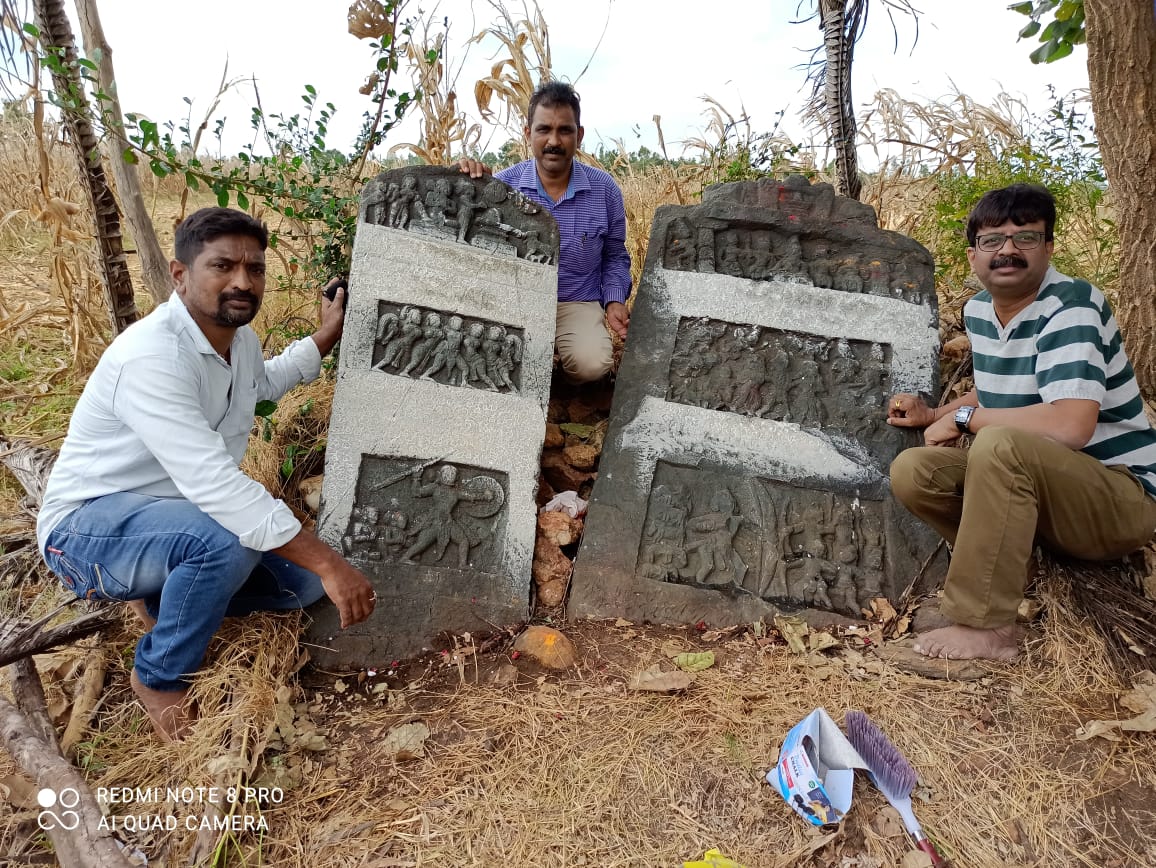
[307,166,559,666]
[569,176,945,627]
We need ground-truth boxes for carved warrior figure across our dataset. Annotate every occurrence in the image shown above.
[685,489,746,586]
[342,505,380,559]
[639,484,690,581]
[421,315,468,383]
[453,179,485,244]
[402,312,445,376]
[461,322,497,389]
[401,465,497,569]
[389,176,425,229]
[424,178,454,228]
[483,325,518,392]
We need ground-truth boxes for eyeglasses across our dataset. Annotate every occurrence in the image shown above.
[974,230,1046,253]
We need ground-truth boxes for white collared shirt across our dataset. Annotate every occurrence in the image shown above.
[37,295,322,553]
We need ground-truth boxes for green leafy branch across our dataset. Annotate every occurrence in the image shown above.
[1010,0,1086,64]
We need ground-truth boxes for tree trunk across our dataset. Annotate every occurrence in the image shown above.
[34,0,139,334]
[818,0,862,201]
[75,0,171,308]
[1084,0,1156,399]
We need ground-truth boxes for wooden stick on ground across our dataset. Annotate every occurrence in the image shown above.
[2,661,133,868]
[60,641,109,758]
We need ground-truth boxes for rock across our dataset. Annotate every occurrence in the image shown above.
[547,398,567,423]
[513,625,577,669]
[563,443,600,472]
[532,536,573,587]
[299,475,324,513]
[567,399,602,425]
[537,578,568,607]
[537,510,583,547]
[544,423,564,449]
[541,449,594,493]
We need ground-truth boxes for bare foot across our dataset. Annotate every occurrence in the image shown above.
[125,600,156,631]
[912,624,1021,662]
[130,669,192,741]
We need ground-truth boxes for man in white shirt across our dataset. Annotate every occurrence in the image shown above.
[37,208,375,740]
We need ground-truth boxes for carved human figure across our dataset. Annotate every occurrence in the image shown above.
[377,510,408,559]
[864,260,890,295]
[389,176,425,229]
[639,484,690,581]
[833,259,863,292]
[364,180,396,225]
[374,305,423,372]
[716,230,746,278]
[342,505,380,559]
[402,312,445,376]
[696,227,717,272]
[787,340,826,428]
[483,325,516,392]
[732,328,769,416]
[772,232,805,278]
[521,228,553,264]
[502,332,524,392]
[423,178,454,229]
[789,537,835,610]
[460,322,497,390]
[401,465,495,569]
[757,339,791,418]
[685,489,746,585]
[421,315,468,384]
[454,179,485,244]
[665,218,698,271]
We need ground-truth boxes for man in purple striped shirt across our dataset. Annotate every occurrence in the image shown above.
[460,81,632,383]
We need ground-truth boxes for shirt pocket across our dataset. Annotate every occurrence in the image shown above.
[561,226,606,277]
[220,375,261,453]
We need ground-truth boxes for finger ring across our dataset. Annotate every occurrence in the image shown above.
[894,400,902,409]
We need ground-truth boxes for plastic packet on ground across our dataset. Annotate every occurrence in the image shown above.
[540,490,588,517]
[769,707,869,826]
[683,848,748,868]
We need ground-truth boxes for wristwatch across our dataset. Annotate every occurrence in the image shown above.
[954,405,976,434]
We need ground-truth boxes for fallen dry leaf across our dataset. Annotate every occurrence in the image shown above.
[899,851,934,868]
[672,651,715,672]
[808,631,839,652]
[628,664,694,692]
[868,597,898,624]
[774,615,810,654]
[1076,671,1156,741]
[382,721,431,760]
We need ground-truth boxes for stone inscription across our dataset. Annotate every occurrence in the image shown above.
[362,167,559,264]
[344,457,509,572]
[636,463,885,617]
[668,318,892,437]
[370,302,524,393]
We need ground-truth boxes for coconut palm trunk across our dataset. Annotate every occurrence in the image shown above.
[818,0,863,201]
[34,0,138,334]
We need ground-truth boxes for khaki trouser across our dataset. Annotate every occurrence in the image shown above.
[890,426,1156,628]
[556,301,614,383]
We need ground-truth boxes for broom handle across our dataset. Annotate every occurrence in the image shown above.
[914,831,947,867]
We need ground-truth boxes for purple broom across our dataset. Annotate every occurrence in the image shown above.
[845,710,947,867]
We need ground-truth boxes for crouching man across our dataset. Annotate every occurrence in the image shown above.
[888,184,1156,662]
[37,208,376,739]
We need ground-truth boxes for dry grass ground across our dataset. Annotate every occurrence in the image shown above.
[1,95,1153,866]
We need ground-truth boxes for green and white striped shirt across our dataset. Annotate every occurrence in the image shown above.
[964,266,1156,499]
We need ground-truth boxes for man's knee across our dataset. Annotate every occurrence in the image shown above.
[967,425,1031,471]
[889,447,936,507]
[558,346,613,383]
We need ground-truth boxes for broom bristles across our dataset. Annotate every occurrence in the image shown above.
[845,709,918,798]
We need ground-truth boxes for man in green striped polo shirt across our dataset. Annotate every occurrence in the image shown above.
[887,183,1156,662]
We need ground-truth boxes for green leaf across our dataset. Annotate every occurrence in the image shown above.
[237,191,249,210]
[672,651,715,672]
[1044,39,1074,62]
[121,148,138,165]
[22,22,40,37]
[216,187,230,207]
[254,400,278,418]
[148,160,167,178]
[1008,1,1035,13]
[1018,20,1041,38]
[281,456,295,478]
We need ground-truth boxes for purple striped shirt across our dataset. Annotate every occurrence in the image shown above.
[496,159,632,305]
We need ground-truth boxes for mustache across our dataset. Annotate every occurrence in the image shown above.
[220,291,259,305]
[990,255,1027,269]
[542,146,567,155]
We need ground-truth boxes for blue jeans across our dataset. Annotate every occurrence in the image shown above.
[43,492,325,692]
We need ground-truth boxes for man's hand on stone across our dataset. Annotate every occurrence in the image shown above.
[457,158,493,179]
[922,411,962,447]
[886,392,935,428]
[313,278,347,357]
[320,560,376,629]
[606,302,630,339]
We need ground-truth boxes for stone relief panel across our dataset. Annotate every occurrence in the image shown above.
[362,167,560,264]
[635,462,886,617]
[668,318,898,440]
[370,302,524,394]
[344,457,509,572]
[662,222,928,304]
